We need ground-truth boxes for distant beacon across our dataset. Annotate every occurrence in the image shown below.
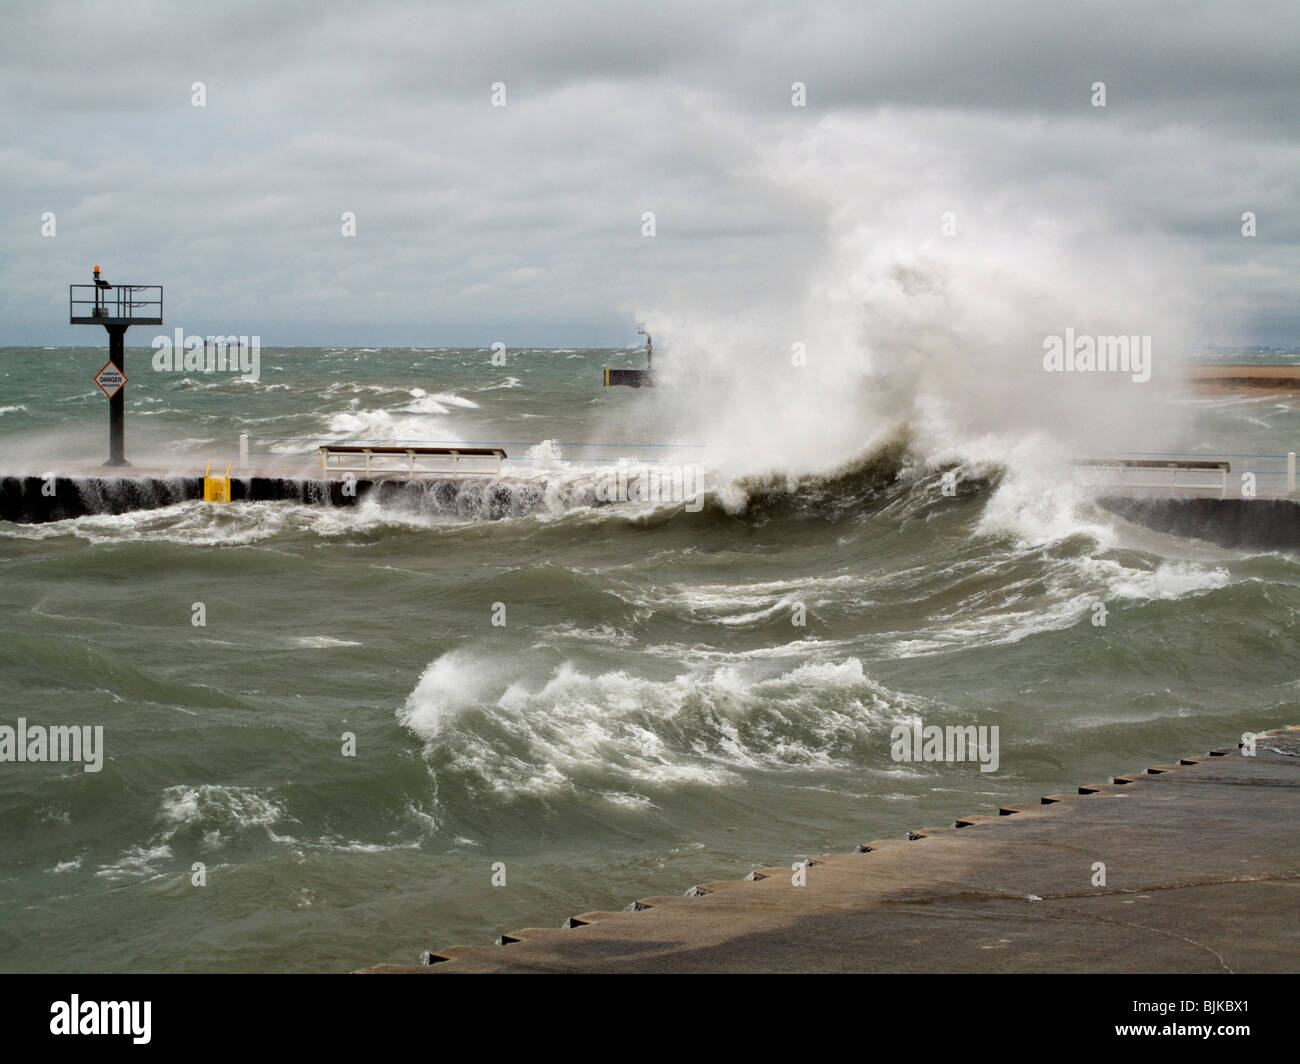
[604,324,654,388]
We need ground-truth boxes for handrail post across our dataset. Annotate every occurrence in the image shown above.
[239,433,249,471]
[1289,452,1296,495]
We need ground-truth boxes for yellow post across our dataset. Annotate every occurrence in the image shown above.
[203,460,232,502]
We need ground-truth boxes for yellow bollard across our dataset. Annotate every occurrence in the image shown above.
[203,460,232,503]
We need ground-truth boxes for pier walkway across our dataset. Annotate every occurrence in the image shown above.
[363,730,1300,974]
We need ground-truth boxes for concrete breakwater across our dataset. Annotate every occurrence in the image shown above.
[0,474,549,524]
[363,729,1300,974]
[4,473,1298,551]
[1097,495,1300,550]
[1187,364,1300,393]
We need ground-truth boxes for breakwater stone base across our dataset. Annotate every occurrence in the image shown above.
[0,475,548,524]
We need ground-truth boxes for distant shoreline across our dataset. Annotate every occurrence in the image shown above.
[1186,364,1300,394]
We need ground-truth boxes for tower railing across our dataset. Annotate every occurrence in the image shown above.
[69,284,163,325]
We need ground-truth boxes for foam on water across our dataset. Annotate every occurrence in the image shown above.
[400,650,942,801]
[2,337,1296,971]
[157,784,290,844]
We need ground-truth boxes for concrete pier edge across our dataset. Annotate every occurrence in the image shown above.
[0,473,551,524]
[6,474,1300,549]
[360,727,1300,974]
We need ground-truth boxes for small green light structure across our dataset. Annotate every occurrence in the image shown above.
[69,266,163,466]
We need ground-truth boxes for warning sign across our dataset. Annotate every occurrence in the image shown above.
[94,362,127,399]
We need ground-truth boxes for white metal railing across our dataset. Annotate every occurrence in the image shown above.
[1078,451,1299,498]
[316,445,505,478]
[237,433,708,474]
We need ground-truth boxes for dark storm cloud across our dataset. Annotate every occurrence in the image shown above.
[0,0,1295,345]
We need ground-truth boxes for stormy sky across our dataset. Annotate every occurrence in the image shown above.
[1,0,1296,347]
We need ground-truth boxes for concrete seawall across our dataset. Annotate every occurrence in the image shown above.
[0,474,549,524]
[1098,495,1300,550]
[4,475,1299,550]
[363,729,1300,974]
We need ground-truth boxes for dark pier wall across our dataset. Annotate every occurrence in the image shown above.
[0,476,203,523]
[4,478,1297,547]
[1098,495,1300,550]
[604,368,653,387]
[0,475,548,524]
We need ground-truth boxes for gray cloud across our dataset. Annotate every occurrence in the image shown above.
[1,0,1295,346]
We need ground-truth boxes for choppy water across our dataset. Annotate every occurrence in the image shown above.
[2,345,1299,973]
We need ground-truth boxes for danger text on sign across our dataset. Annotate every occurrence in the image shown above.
[94,362,127,399]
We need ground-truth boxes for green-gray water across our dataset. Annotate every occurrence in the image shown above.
[2,346,1298,972]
